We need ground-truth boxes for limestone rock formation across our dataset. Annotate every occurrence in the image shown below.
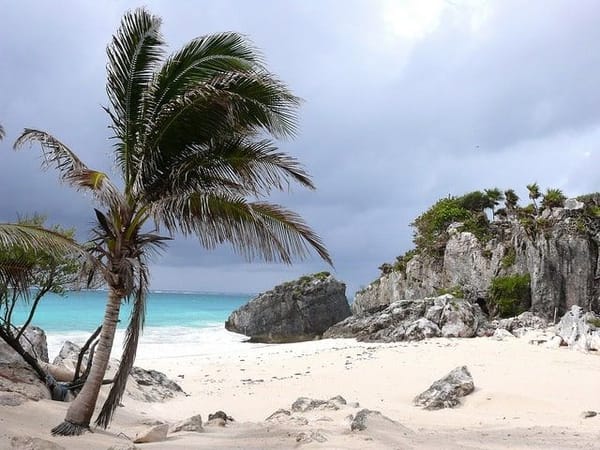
[324,295,492,342]
[169,414,203,433]
[0,328,51,401]
[414,366,474,410]
[555,305,600,351]
[128,367,184,402]
[133,423,169,443]
[350,409,397,431]
[353,200,600,320]
[225,272,351,342]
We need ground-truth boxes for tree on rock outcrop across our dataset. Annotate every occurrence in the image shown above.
[14,7,331,436]
[526,182,541,213]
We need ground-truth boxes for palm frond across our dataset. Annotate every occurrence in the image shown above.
[152,193,332,265]
[150,32,260,115]
[0,223,86,295]
[0,124,5,141]
[143,138,314,201]
[0,223,84,256]
[106,7,164,187]
[14,129,121,206]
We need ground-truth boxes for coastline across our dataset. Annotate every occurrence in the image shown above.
[2,334,599,449]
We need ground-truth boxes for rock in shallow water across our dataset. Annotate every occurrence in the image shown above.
[414,366,475,410]
[225,272,350,343]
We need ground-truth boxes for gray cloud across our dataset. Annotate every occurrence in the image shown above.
[2,0,600,296]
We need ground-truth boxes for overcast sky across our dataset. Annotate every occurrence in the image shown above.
[2,0,600,297]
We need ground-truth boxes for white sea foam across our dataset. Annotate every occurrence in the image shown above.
[46,325,254,362]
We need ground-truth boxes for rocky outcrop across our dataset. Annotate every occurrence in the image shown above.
[354,204,600,320]
[555,305,600,351]
[128,367,184,402]
[225,272,351,343]
[324,295,492,342]
[414,366,474,410]
[53,340,184,402]
[0,328,50,402]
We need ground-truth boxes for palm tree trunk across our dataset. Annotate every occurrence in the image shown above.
[51,286,122,436]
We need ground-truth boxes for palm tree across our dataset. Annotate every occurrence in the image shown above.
[15,8,331,436]
[526,182,541,213]
[541,188,566,209]
[503,189,519,210]
[484,188,504,221]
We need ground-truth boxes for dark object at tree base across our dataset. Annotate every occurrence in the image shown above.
[51,420,90,436]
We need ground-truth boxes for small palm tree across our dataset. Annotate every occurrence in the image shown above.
[15,8,331,435]
[504,189,519,212]
[526,182,541,213]
[541,188,566,209]
[484,188,504,221]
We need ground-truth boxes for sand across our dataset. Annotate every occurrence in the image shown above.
[1,335,599,449]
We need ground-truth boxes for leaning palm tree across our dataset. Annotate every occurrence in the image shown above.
[15,8,331,436]
[484,187,504,221]
[526,182,541,213]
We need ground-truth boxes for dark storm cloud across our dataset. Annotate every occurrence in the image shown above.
[2,0,600,295]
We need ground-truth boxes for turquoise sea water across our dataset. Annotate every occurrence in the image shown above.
[11,290,253,360]
[12,290,252,332]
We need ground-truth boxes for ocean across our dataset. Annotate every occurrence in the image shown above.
[10,290,254,361]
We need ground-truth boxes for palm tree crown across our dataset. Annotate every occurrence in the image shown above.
[14,8,331,434]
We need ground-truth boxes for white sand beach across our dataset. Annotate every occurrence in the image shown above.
[1,334,599,449]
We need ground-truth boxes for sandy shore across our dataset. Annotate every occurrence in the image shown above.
[2,334,599,449]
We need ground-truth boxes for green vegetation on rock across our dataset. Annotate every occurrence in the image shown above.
[437,285,465,298]
[489,274,531,318]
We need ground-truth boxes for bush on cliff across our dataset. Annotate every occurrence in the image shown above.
[489,274,531,318]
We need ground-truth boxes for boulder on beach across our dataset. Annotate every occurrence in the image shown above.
[414,365,474,410]
[0,327,51,402]
[555,305,600,351]
[225,272,351,343]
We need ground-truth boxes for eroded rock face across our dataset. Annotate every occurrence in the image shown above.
[225,273,351,343]
[414,366,474,410]
[353,206,600,320]
[0,328,50,401]
[325,295,491,342]
[555,305,600,351]
[128,367,184,402]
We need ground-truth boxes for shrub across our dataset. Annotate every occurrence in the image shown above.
[392,249,418,272]
[412,197,470,256]
[489,274,531,318]
[458,191,491,212]
[501,247,516,268]
[437,285,465,298]
[460,213,491,242]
